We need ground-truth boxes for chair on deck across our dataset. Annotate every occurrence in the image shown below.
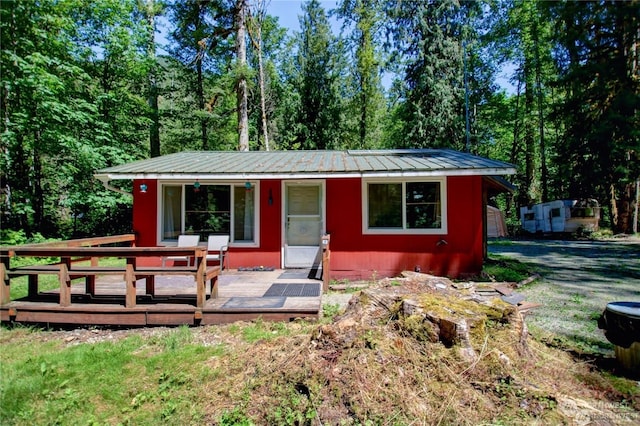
[162,235,200,267]
[206,235,229,270]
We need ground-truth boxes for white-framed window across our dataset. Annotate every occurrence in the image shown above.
[362,177,447,234]
[159,181,259,246]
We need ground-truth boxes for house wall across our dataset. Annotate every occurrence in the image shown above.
[133,179,157,247]
[325,176,484,279]
[228,179,282,268]
[131,176,485,277]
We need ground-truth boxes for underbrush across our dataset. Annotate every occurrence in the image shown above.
[2,290,638,425]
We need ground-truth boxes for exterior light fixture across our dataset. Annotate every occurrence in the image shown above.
[139,183,148,193]
[245,181,252,190]
[193,180,201,192]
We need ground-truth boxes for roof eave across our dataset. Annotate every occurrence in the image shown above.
[95,168,516,182]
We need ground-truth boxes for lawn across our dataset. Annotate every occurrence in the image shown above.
[1,251,638,424]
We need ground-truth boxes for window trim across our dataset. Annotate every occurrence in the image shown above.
[362,177,447,235]
[157,180,260,247]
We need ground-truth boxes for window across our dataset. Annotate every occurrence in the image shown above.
[364,179,446,234]
[160,182,258,245]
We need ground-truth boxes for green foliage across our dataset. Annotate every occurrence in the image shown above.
[0,0,637,242]
[241,318,288,342]
[483,254,535,283]
[288,0,347,150]
[322,303,343,322]
[387,0,465,149]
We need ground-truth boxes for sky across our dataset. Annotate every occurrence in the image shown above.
[266,0,339,33]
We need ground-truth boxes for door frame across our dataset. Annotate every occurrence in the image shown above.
[281,180,326,268]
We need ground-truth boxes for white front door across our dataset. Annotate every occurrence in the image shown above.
[284,182,324,268]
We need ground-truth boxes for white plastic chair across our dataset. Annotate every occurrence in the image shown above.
[206,235,229,270]
[162,235,200,266]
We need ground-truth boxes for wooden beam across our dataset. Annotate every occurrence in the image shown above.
[0,262,10,305]
[124,264,136,308]
[59,264,71,307]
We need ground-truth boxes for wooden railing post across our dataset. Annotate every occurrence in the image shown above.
[321,234,331,292]
[124,264,136,308]
[1,261,10,305]
[195,248,206,309]
[59,263,71,307]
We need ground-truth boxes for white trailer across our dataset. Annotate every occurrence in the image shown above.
[520,199,600,234]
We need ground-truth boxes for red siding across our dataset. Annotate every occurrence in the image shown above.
[228,179,282,269]
[326,176,484,279]
[132,176,485,277]
[133,179,157,247]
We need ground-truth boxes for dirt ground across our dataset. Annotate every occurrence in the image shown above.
[489,237,640,353]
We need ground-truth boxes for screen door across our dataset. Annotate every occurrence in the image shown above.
[284,183,323,268]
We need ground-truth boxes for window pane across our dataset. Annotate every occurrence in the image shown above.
[368,183,402,228]
[406,182,441,228]
[162,186,182,240]
[233,185,255,242]
[185,185,230,239]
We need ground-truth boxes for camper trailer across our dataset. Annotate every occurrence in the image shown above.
[520,199,600,235]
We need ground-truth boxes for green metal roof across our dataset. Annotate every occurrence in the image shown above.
[95,149,516,181]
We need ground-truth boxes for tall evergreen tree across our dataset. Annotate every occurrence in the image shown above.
[169,0,234,151]
[139,0,165,158]
[550,0,639,233]
[337,0,386,149]
[291,0,344,150]
[234,0,249,151]
[387,0,465,149]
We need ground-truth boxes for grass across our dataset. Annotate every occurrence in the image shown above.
[1,304,638,424]
[0,325,226,425]
[2,247,638,424]
[479,254,536,283]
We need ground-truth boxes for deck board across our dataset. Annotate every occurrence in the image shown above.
[1,269,321,326]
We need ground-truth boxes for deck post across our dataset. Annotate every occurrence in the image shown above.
[322,234,331,292]
[28,275,39,297]
[124,264,136,308]
[1,262,10,305]
[145,276,155,296]
[196,254,206,309]
[59,264,71,307]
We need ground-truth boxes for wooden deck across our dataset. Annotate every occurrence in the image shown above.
[0,269,322,326]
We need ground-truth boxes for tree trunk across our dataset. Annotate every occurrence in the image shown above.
[145,0,161,158]
[32,130,44,234]
[523,61,536,206]
[256,36,269,151]
[533,16,548,202]
[634,179,639,234]
[197,58,208,150]
[247,2,270,151]
[236,0,249,151]
[611,181,636,234]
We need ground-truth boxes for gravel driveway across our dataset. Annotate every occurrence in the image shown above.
[489,238,640,353]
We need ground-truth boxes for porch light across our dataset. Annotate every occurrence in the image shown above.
[139,183,147,193]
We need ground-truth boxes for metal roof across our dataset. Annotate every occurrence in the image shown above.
[95,149,516,181]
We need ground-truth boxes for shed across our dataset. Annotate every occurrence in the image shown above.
[487,205,508,238]
[95,149,515,279]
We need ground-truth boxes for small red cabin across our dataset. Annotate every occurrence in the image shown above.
[95,149,515,279]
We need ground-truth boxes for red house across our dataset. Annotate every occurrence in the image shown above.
[95,149,515,279]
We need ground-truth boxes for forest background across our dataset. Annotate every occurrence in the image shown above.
[1,0,638,242]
